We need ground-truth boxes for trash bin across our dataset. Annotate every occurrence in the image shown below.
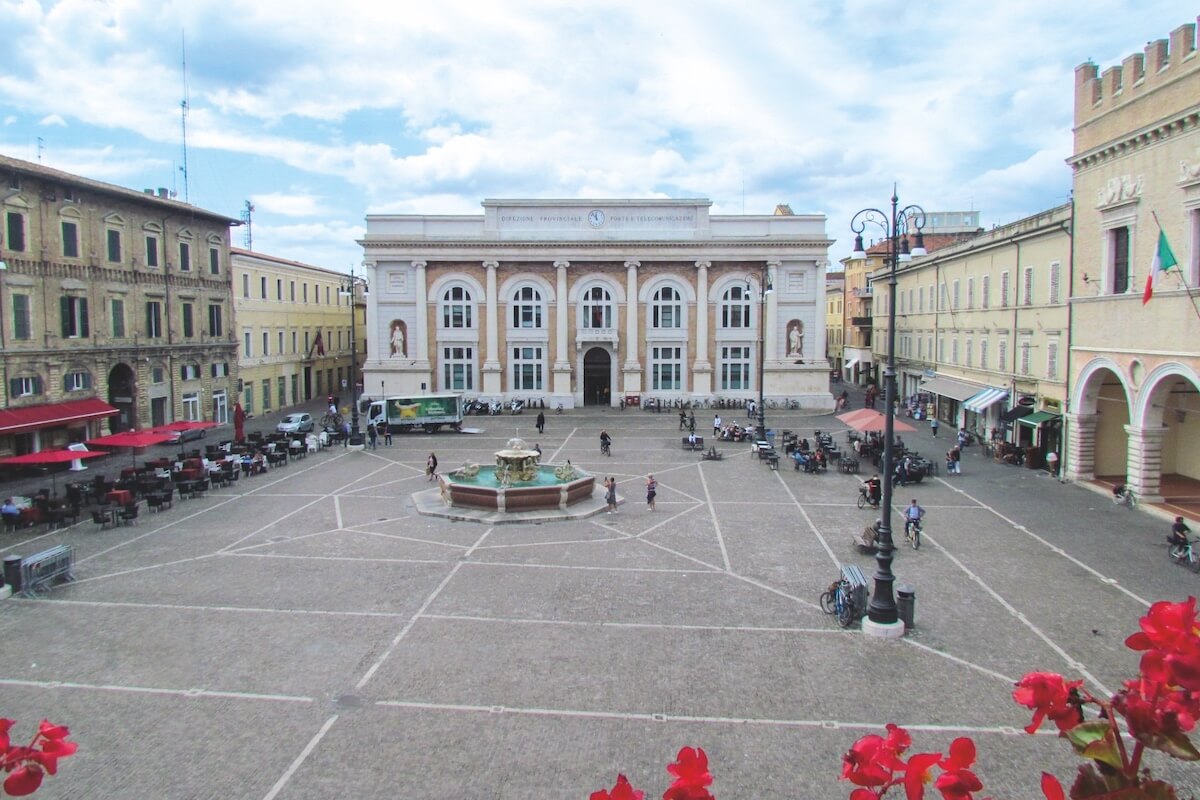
[896,583,915,630]
[766,430,776,447]
[3,555,22,593]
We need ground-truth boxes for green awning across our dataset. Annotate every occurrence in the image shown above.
[1016,410,1060,428]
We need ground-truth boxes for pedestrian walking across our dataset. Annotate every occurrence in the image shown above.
[713,414,722,436]
[367,422,378,450]
[1046,449,1060,477]
[646,474,657,511]
[605,477,618,513]
[342,419,351,446]
[930,417,939,437]
[426,452,439,481]
[380,420,392,446]
[679,409,687,431]
[536,410,546,434]
[687,411,695,432]
[947,446,961,474]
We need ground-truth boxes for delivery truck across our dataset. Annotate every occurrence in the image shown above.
[362,394,464,434]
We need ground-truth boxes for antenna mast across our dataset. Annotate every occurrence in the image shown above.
[179,30,190,203]
[241,201,255,250]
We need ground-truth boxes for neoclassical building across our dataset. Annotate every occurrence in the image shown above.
[360,199,833,409]
[1065,18,1200,505]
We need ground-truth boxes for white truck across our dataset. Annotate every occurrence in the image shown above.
[362,394,464,434]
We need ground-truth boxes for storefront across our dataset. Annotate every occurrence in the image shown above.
[919,376,984,429]
[0,398,120,457]
[962,387,1009,440]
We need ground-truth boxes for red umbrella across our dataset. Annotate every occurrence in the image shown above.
[842,410,916,434]
[233,403,245,443]
[154,420,218,433]
[87,431,177,449]
[0,449,108,495]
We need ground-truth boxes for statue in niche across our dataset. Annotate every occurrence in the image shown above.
[389,320,407,358]
[787,319,804,358]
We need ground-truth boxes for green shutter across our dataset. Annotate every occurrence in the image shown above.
[79,297,89,337]
[60,295,70,338]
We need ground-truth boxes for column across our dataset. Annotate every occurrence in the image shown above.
[1125,424,1167,503]
[1063,412,1097,482]
[363,260,380,368]
[482,260,502,395]
[762,260,781,402]
[552,259,572,403]
[693,260,711,396]
[413,261,430,369]
[622,260,642,394]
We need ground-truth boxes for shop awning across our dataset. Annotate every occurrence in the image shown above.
[0,398,119,435]
[1017,410,1061,428]
[963,388,1009,413]
[1000,405,1033,422]
[920,376,983,402]
[844,357,861,370]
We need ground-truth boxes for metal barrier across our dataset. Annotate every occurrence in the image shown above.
[19,544,76,597]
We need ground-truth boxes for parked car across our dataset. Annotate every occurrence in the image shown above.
[164,427,206,444]
[276,413,315,434]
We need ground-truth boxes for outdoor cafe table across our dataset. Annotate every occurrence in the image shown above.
[105,489,134,506]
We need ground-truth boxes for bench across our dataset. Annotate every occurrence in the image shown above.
[681,436,705,451]
[840,564,870,615]
[19,544,76,597]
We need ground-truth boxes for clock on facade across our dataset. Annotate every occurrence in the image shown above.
[587,209,605,228]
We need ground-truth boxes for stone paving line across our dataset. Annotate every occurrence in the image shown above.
[0,398,1197,798]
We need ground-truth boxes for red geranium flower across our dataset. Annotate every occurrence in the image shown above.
[901,751,942,799]
[1013,672,1084,734]
[3,764,44,796]
[590,773,644,800]
[665,747,712,793]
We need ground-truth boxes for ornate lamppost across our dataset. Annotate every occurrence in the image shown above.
[850,187,926,637]
[748,266,774,442]
[339,266,369,447]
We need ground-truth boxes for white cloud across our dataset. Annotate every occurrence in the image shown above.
[38,113,66,127]
[251,192,325,217]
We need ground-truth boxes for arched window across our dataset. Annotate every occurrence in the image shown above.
[652,286,681,329]
[581,286,612,328]
[441,286,473,328]
[511,286,543,328]
[721,285,751,328]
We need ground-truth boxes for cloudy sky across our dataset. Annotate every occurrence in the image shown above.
[0,0,1191,271]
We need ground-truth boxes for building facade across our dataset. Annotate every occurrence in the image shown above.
[230,249,364,417]
[839,246,877,386]
[360,199,834,409]
[873,204,1071,455]
[825,275,845,374]
[0,154,238,455]
[1065,18,1200,502]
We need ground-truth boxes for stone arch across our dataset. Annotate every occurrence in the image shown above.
[1135,363,1200,488]
[1133,362,1200,428]
[568,273,625,305]
[1071,356,1135,415]
[1069,357,1133,482]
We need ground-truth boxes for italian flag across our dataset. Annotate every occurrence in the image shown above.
[1142,229,1179,304]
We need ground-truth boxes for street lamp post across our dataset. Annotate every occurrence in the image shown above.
[850,187,926,637]
[339,266,370,447]
[748,267,773,442]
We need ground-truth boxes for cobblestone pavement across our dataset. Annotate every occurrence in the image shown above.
[1,396,1198,798]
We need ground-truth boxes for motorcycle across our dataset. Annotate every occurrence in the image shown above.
[510,399,525,415]
[488,401,504,416]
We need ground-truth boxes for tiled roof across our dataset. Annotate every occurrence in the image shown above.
[0,153,238,224]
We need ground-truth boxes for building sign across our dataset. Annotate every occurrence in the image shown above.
[495,205,699,232]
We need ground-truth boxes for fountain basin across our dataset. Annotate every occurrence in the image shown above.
[438,468,594,511]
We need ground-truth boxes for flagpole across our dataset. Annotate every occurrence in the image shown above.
[1149,210,1200,328]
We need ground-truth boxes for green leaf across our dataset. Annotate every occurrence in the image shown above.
[1066,723,1116,753]
[1132,729,1200,761]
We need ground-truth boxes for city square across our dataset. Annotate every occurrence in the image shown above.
[1,402,1197,798]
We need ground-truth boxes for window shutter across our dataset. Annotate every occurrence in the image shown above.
[60,295,70,338]
[8,378,17,396]
[79,298,89,337]
[1047,341,1059,378]
[33,376,43,394]
[981,275,990,309]
[1000,272,1010,307]
[1049,263,1061,304]
[998,339,1007,370]
[1023,267,1034,306]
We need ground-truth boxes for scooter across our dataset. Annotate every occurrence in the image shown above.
[488,401,504,416]
[510,399,525,415]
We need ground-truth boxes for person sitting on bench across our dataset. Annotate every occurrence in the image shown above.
[860,519,882,550]
[687,431,699,450]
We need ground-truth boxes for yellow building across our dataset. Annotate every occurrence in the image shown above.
[875,205,1071,454]
[231,250,364,418]
[825,276,844,373]
[0,153,238,454]
[839,247,877,385]
[1065,18,1200,506]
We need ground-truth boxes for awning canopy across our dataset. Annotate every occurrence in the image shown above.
[0,398,119,435]
[1017,410,1061,428]
[844,357,861,370]
[1000,405,1033,423]
[920,376,983,402]
[963,388,1009,413]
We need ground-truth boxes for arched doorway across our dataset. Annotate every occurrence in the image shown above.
[582,347,612,406]
[107,363,137,432]
[1137,368,1200,499]
[1069,360,1131,482]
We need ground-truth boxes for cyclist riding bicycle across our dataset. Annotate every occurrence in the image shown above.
[903,499,925,538]
[600,430,612,456]
[1168,516,1191,550]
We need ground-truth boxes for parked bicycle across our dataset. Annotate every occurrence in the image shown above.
[820,577,860,628]
[1112,484,1137,508]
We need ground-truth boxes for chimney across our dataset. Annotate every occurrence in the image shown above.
[157,187,169,198]
[143,189,154,195]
